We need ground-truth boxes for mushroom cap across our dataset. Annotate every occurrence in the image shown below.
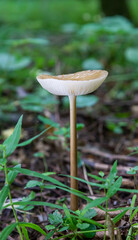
[36,70,108,96]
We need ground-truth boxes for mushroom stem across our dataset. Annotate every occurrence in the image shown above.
[69,95,78,211]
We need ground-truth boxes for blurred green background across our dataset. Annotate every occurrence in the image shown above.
[0,0,138,134]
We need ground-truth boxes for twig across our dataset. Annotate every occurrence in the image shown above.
[82,147,138,163]
[83,159,131,172]
[82,164,93,196]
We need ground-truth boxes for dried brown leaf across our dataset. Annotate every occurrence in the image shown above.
[93,208,122,220]
[94,231,110,239]
[122,178,134,188]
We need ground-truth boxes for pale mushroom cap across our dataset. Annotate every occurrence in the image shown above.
[36,70,108,96]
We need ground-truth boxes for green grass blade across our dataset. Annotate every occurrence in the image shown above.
[21,226,29,240]
[130,194,137,223]
[7,170,18,184]
[18,128,51,147]
[118,188,138,193]
[112,210,128,224]
[3,200,64,210]
[107,176,122,197]
[45,230,55,240]
[131,209,138,222]
[0,185,9,210]
[10,166,66,188]
[0,223,17,240]
[19,222,47,236]
[63,204,75,229]
[38,115,60,128]
[4,115,23,157]
[82,197,107,211]
[56,185,91,202]
[88,173,106,182]
[105,206,138,212]
[74,215,104,228]
[108,160,117,185]
[61,174,106,189]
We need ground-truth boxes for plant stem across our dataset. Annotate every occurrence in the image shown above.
[40,182,44,216]
[53,228,110,240]
[69,95,78,211]
[104,194,108,240]
[3,151,24,240]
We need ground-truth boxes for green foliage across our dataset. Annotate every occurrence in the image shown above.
[0,117,138,239]
[127,166,138,175]
[77,223,90,230]
[107,176,122,198]
[19,91,58,113]
[126,194,138,240]
[101,16,133,33]
[77,96,99,108]
[79,15,134,37]
[25,180,44,189]
[0,0,100,31]
[0,185,9,211]
[0,1,138,239]
[39,114,84,149]
[112,210,128,224]
[82,208,97,219]
[3,115,23,157]
[129,195,137,223]
[107,160,118,186]
[7,170,18,185]
[3,201,64,211]
[0,53,31,71]
[82,224,96,238]
[19,222,47,236]
[33,152,45,158]
[18,128,50,147]
[38,115,60,128]
[63,95,99,108]
[21,226,29,240]
[12,166,65,188]
[125,48,138,64]
[0,2,138,123]
[128,146,138,155]
[106,121,127,134]
[128,0,138,24]
[6,38,49,46]
[61,23,79,34]
[0,223,17,240]
[82,58,103,70]
[25,180,56,190]
[48,210,63,225]
[0,157,7,167]
[45,205,97,239]
[99,171,104,178]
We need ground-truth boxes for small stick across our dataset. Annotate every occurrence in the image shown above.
[83,159,131,172]
[83,163,94,196]
[82,147,138,162]
[69,95,78,211]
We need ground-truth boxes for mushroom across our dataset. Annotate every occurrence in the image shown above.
[36,70,108,211]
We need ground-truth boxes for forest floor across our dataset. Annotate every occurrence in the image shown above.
[0,91,138,239]
[0,1,138,239]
